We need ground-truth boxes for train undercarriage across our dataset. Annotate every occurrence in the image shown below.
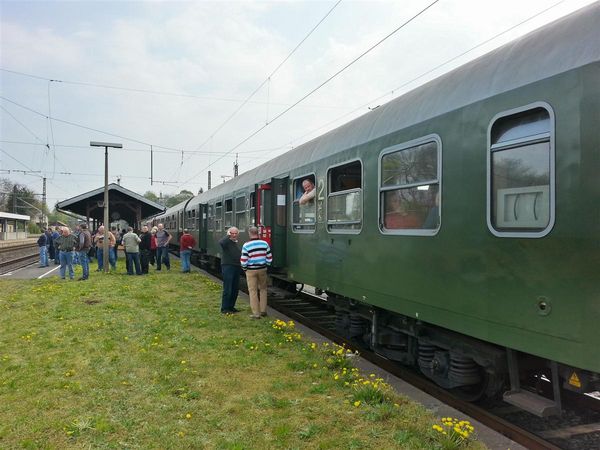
[289,283,600,417]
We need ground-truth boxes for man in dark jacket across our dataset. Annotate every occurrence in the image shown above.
[138,225,152,274]
[37,229,49,267]
[219,227,241,314]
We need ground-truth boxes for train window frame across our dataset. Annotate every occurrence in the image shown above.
[326,159,363,234]
[215,201,223,231]
[291,173,317,233]
[207,203,215,231]
[224,198,233,228]
[235,194,247,231]
[378,134,442,236]
[486,102,555,238]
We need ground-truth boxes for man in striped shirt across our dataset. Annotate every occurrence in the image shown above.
[240,226,272,319]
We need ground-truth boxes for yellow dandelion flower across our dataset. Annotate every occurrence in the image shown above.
[353,400,361,407]
[185,413,192,419]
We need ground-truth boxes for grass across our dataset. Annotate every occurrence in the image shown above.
[0,260,487,449]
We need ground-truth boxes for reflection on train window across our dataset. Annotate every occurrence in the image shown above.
[327,160,362,232]
[224,199,233,228]
[380,139,440,233]
[489,106,552,235]
[215,201,223,231]
[207,204,215,231]
[235,195,246,231]
[292,175,316,232]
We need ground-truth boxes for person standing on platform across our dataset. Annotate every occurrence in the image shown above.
[76,223,92,281]
[111,226,121,266]
[139,225,152,274]
[179,229,196,273]
[37,228,49,267]
[122,226,142,275]
[219,227,241,314]
[155,223,171,271]
[150,226,158,266]
[46,228,54,262]
[58,227,78,280]
[52,226,61,265]
[241,226,272,319]
[94,225,116,271]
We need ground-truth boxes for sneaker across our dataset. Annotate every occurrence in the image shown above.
[230,308,240,313]
[260,312,268,317]
[249,315,261,319]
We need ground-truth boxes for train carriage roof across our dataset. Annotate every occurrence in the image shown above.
[186,3,599,207]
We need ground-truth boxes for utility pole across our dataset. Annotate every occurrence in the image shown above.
[234,153,239,177]
[208,171,212,190]
[150,145,153,185]
[13,185,17,213]
[42,177,47,227]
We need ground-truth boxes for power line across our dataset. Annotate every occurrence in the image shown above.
[173,0,343,182]
[238,0,574,167]
[180,0,440,187]
[0,140,277,156]
[0,67,350,111]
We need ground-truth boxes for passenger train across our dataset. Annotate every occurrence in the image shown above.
[147,4,600,416]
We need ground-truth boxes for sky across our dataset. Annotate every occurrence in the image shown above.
[0,0,596,210]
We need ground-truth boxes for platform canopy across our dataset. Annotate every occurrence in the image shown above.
[56,184,164,228]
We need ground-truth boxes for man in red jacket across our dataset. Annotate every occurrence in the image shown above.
[179,229,196,273]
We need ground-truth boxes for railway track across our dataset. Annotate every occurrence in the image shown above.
[0,243,39,275]
[184,249,599,449]
[265,283,600,450]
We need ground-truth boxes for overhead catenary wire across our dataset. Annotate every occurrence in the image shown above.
[218,0,573,172]
[180,0,440,188]
[169,0,344,183]
[0,68,350,111]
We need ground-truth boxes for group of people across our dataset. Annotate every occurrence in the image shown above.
[37,224,92,280]
[219,226,272,319]
[36,222,191,279]
[38,222,272,318]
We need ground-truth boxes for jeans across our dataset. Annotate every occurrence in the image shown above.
[180,250,191,272]
[97,247,116,270]
[39,246,48,267]
[221,264,240,312]
[156,247,170,270]
[59,250,74,279]
[78,250,89,279]
[54,248,60,264]
[125,252,142,275]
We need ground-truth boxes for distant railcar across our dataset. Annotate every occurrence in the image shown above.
[147,5,600,416]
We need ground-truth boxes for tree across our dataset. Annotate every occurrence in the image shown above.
[165,190,194,208]
[2,180,43,218]
[143,191,160,203]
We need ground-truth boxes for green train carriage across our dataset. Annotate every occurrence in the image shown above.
[175,3,599,416]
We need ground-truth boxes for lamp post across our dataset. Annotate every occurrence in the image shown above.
[90,141,122,272]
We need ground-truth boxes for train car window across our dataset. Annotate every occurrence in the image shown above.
[327,161,362,232]
[235,195,246,231]
[379,136,441,234]
[292,175,316,232]
[215,202,223,231]
[224,199,233,228]
[488,104,554,237]
[207,204,214,231]
[249,192,256,226]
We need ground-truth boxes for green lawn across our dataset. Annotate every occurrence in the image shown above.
[0,262,485,449]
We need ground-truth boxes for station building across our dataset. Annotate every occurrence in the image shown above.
[0,212,30,240]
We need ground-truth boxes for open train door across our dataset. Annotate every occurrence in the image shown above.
[256,178,288,270]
